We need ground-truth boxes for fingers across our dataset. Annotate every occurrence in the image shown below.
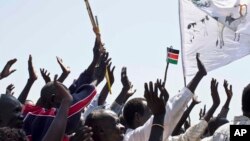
[196,53,207,76]
[223,79,228,88]
[56,56,62,63]
[144,83,149,99]
[9,69,16,74]
[6,84,15,95]
[54,74,58,83]
[149,81,154,95]
[28,55,32,64]
[7,58,17,65]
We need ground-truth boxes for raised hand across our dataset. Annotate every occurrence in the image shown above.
[144,81,168,116]
[199,105,206,120]
[196,53,207,76]
[210,78,220,107]
[6,84,15,95]
[121,67,130,90]
[223,80,233,100]
[40,68,51,83]
[0,58,17,80]
[56,56,70,76]
[28,55,38,82]
[93,27,105,54]
[156,79,169,102]
[56,56,70,83]
[107,62,115,85]
[202,78,221,122]
[121,67,136,99]
[93,37,102,59]
[92,52,111,86]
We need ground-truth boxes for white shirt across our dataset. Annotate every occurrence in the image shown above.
[202,115,250,141]
[168,120,208,141]
[124,87,193,141]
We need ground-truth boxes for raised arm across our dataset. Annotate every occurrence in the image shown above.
[0,58,17,80]
[85,37,102,79]
[68,37,103,93]
[144,80,168,141]
[168,79,220,141]
[187,53,207,93]
[56,56,71,83]
[18,55,37,104]
[127,54,207,141]
[217,80,232,118]
[110,67,136,114]
[204,78,220,122]
[98,62,115,105]
[42,75,73,141]
[172,96,201,136]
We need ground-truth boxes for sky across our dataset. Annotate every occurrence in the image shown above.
[1,0,250,124]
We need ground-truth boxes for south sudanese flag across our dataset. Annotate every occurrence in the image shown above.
[167,47,179,64]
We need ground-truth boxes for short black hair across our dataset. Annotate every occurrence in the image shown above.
[123,98,146,128]
[242,83,250,112]
[84,109,116,141]
[0,127,27,141]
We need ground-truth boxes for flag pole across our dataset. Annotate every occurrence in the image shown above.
[178,0,187,87]
[163,61,169,87]
[163,47,171,86]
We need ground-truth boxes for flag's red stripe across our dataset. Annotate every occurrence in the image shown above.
[168,53,179,59]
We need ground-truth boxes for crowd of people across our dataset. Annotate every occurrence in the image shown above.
[0,28,250,141]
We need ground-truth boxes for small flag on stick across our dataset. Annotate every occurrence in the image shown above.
[167,47,179,65]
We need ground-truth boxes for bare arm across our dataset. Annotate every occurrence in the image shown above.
[112,67,136,106]
[145,80,168,141]
[85,38,102,80]
[203,78,220,122]
[187,53,207,93]
[18,55,37,104]
[217,80,232,118]
[172,96,200,136]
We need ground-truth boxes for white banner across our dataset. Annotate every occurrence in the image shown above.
[179,0,250,76]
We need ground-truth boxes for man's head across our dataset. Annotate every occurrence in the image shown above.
[85,109,125,141]
[242,83,250,116]
[39,81,69,109]
[123,98,152,129]
[0,94,23,128]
